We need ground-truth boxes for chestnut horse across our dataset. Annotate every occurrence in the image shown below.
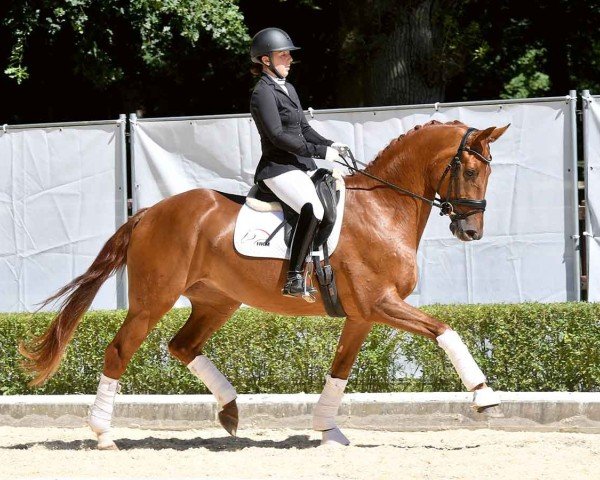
[21,120,509,449]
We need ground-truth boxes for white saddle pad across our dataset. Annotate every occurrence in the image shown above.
[234,176,346,260]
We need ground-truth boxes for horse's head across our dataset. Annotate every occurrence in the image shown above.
[433,124,510,241]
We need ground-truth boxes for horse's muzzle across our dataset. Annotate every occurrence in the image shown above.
[450,220,482,241]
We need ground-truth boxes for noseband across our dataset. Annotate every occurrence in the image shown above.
[435,127,492,220]
[336,127,492,220]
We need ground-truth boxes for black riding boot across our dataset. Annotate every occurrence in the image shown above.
[283,203,320,299]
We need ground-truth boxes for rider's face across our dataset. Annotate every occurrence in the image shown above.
[262,50,292,78]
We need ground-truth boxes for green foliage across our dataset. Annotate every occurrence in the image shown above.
[2,0,250,85]
[412,303,600,392]
[451,0,600,100]
[3,303,600,395]
[501,48,551,99]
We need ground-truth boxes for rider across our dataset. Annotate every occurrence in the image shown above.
[249,27,348,300]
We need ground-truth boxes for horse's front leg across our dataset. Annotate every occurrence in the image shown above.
[313,317,372,446]
[370,292,501,413]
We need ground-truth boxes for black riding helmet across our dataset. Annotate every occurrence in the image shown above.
[250,28,300,79]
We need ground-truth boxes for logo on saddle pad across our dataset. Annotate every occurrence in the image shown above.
[240,229,272,246]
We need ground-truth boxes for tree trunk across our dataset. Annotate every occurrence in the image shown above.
[337,0,449,107]
[369,0,447,105]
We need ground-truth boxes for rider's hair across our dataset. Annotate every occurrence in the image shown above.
[250,63,263,77]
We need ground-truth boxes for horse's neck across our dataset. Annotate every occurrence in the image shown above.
[344,153,435,250]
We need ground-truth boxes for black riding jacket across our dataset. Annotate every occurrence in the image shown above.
[250,73,333,183]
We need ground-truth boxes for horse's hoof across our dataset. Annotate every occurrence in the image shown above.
[320,427,350,446]
[472,386,501,411]
[96,432,119,450]
[218,399,239,436]
[98,441,119,451]
[475,404,504,418]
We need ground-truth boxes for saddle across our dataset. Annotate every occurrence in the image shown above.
[244,169,346,317]
[247,168,341,248]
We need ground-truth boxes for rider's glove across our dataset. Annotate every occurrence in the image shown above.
[331,142,350,154]
[325,146,343,162]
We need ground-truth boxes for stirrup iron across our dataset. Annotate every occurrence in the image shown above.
[282,270,316,302]
[303,261,316,303]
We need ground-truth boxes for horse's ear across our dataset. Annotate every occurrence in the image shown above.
[471,127,496,146]
[471,124,510,146]
[488,124,510,143]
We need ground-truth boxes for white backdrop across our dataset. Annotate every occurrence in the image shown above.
[0,120,127,312]
[130,113,258,211]
[131,98,579,306]
[583,92,600,301]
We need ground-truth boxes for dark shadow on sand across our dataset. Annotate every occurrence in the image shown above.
[3,435,482,452]
[3,434,322,452]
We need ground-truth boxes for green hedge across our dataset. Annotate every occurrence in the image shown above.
[2,303,600,395]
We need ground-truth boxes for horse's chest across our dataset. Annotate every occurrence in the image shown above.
[365,245,418,288]
[389,249,417,275]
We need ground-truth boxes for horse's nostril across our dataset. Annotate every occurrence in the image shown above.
[465,230,480,240]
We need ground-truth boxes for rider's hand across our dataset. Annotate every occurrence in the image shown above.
[325,146,343,162]
[331,142,350,154]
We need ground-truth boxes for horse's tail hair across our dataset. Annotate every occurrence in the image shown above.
[19,208,150,386]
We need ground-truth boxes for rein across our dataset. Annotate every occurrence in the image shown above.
[335,128,492,220]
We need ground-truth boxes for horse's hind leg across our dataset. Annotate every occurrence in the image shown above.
[313,317,373,446]
[89,289,181,450]
[168,288,241,435]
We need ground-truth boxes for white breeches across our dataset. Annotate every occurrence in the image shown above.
[263,169,324,221]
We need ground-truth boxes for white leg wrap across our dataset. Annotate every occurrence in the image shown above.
[88,374,120,446]
[312,375,348,431]
[473,386,501,408]
[187,355,237,407]
[436,329,486,391]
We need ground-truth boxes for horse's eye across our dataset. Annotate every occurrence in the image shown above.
[464,169,476,178]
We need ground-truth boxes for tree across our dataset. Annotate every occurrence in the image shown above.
[334,0,600,105]
[1,0,250,122]
[446,0,600,101]
[336,0,461,106]
[2,0,600,123]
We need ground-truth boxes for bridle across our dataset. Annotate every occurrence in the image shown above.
[336,127,492,221]
[435,127,492,220]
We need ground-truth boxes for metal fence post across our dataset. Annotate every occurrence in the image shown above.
[116,114,129,309]
[129,113,139,214]
[581,90,594,300]
[569,90,581,300]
